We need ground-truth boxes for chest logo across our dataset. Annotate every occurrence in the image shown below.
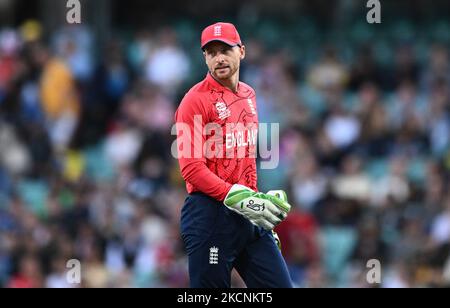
[215,102,231,120]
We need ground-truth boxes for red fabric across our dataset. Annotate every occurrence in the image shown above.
[175,73,258,201]
[0,56,16,87]
[7,275,36,288]
[275,209,320,263]
[201,22,242,49]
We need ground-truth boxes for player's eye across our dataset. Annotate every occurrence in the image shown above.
[222,47,232,54]
[207,50,217,57]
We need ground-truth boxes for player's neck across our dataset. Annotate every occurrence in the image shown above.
[212,71,239,93]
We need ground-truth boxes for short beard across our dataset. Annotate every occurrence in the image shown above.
[212,66,237,80]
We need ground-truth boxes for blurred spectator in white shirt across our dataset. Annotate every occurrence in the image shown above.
[145,28,190,96]
[324,106,361,150]
[332,154,372,202]
[371,155,410,207]
[430,194,450,245]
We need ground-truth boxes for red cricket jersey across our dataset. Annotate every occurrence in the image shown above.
[175,73,258,201]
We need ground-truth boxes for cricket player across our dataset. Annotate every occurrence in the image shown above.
[175,22,293,288]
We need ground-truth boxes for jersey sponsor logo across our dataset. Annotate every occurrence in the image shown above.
[215,102,231,120]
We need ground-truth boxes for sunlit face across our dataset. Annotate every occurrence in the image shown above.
[203,41,245,81]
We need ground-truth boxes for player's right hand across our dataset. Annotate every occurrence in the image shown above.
[224,184,290,230]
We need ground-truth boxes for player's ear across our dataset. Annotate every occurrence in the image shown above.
[239,45,245,60]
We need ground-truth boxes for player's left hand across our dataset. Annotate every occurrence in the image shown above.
[266,190,290,250]
[224,185,290,230]
[266,190,291,213]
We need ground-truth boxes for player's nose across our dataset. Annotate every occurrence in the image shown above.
[216,54,225,63]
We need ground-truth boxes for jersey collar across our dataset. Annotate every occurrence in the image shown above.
[206,72,240,94]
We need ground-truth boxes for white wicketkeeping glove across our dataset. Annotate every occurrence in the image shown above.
[224,184,291,230]
[266,189,291,250]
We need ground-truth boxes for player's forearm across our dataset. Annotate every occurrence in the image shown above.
[180,161,232,201]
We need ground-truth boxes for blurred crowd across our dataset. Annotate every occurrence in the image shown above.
[0,16,449,288]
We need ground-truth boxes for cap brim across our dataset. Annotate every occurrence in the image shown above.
[201,39,239,50]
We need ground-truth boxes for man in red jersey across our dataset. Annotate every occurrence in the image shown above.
[175,22,292,288]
